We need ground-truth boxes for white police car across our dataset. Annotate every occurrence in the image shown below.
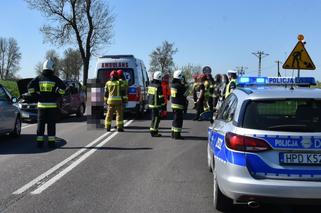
[207,77,321,211]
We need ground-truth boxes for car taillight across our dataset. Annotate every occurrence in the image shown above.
[225,132,271,152]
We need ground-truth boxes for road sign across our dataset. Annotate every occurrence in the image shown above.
[283,41,316,70]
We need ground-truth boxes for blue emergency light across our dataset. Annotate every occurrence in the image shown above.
[237,76,316,87]
[128,87,137,94]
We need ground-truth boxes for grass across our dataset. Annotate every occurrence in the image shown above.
[0,80,20,97]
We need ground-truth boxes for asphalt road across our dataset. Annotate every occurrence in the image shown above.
[0,110,320,213]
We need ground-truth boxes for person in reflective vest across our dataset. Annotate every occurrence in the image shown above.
[117,69,128,129]
[171,70,187,140]
[105,70,123,132]
[192,74,199,109]
[225,70,237,98]
[193,74,206,121]
[148,71,165,137]
[27,59,66,148]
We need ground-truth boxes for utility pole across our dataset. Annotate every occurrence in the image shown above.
[275,60,282,77]
[235,66,248,76]
[252,51,269,76]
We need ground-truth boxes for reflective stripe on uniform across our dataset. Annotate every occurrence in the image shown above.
[37,102,57,108]
[150,127,158,131]
[36,136,44,142]
[225,79,237,98]
[171,88,177,97]
[149,104,161,108]
[171,127,182,132]
[39,81,56,92]
[48,136,56,142]
[171,103,184,109]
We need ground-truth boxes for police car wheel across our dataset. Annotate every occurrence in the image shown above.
[10,116,21,137]
[213,169,232,211]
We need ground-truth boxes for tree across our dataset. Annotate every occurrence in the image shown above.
[181,64,202,82]
[149,41,178,75]
[25,0,114,85]
[61,48,83,80]
[0,37,21,80]
[35,49,61,76]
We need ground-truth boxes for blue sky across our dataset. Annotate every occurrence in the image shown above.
[1,0,321,79]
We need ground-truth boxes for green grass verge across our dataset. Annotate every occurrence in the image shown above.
[0,80,20,97]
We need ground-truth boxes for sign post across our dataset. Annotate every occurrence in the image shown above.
[282,34,316,77]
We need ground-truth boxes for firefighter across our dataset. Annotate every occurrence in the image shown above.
[148,71,165,137]
[206,73,215,112]
[27,59,66,148]
[171,70,187,140]
[117,69,128,130]
[105,70,123,132]
[225,70,237,98]
[160,74,170,118]
[193,74,206,121]
[192,74,199,109]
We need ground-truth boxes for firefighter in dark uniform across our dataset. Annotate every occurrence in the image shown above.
[171,70,187,140]
[117,69,128,130]
[193,74,206,121]
[225,70,237,98]
[148,71,165,137]
[27,59,66,148]
[105,70,123,132]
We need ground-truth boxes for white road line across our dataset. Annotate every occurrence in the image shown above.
[21,124,36,130]
[13,120,129,195]
[31,119,134,194]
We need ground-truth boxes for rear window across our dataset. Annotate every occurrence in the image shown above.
[97,68,134,86]
[243,99,321,132]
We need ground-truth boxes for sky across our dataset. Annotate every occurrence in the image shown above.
[1,0,321,80]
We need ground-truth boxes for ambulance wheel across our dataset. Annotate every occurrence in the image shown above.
[135,104,144,119]
[213,169,233,211]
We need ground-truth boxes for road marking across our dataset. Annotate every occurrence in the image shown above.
[13,119,131,195]
[30,119,134,194]
[21,124,36,130]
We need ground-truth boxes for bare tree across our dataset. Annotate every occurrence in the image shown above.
[181,64,202,82]
[25,0,114,85]
[0,37,21,80]
[61,48,83,80]
[149,41,178,75]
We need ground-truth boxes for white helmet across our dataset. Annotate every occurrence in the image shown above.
[153,71,162,81]
[173,70,184,80]
[227,70,237,74]
[43,59,55,71]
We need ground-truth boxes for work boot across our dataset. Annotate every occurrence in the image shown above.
[117,128,124,132]
[174,132,184,140]
[106,126,111,132]
[151,131,162,137]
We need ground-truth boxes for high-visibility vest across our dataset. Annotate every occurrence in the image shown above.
[225,79,237,98]
[105,80,122,105]
[148,81,164,109]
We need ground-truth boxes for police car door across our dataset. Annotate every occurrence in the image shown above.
[211,94,238,157]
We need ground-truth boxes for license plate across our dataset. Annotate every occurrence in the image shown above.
[280,152,321,165]
[22,112,29,118]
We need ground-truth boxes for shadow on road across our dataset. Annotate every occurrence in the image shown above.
[0,134,67,155]
[183,136,208,141]
[58,115,87,123]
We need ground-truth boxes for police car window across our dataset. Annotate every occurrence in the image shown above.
[97,68,135,86]
[217,95,234,121]
[222,95,237,121]
[243,99,321,132]
[0,86,9,102]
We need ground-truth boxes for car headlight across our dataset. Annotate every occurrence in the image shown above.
[18,103,22,109]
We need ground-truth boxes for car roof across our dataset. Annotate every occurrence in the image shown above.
[233,86,321,101]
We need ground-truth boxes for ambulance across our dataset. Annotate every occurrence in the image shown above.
[96,55,149,115]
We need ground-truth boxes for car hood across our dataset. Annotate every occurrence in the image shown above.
[17,78,33,96]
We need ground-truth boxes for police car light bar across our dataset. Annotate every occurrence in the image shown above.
[237,77,316,87]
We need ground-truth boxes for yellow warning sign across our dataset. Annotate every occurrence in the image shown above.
[283,41,316,70]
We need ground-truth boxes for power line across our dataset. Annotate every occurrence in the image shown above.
[252,51,269,77]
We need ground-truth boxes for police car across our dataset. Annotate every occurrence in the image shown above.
[207,76,321,211]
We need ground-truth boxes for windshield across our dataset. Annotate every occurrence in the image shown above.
[97,68,134,86]
[242,99,321,132]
